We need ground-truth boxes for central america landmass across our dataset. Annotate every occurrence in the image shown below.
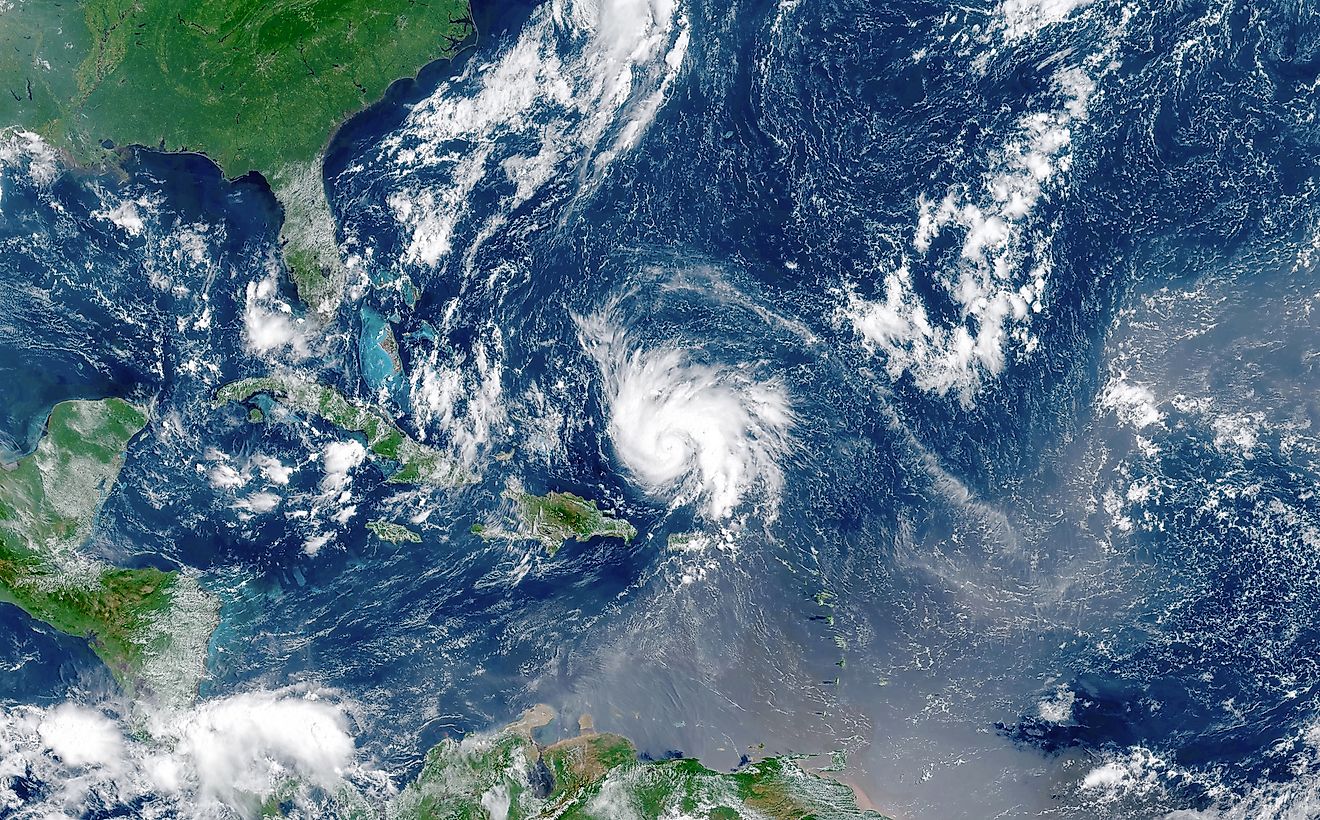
[0,397,882,817]
[0,6,887,815]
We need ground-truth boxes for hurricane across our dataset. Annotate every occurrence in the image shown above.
[579,312,793,520]
[2,0,1319,816]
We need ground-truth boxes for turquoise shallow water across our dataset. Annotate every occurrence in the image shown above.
[2,0,1320,816]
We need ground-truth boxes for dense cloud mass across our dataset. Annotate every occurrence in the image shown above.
[2,0,1318,815]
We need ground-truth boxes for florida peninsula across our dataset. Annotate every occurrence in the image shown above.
[0,0,474,314]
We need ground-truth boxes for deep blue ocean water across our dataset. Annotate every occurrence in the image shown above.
[1,0,1319,816]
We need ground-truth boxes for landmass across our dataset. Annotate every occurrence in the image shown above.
[517,491,637,556]
[0,0,475,314]
[215,375,470,487]
[361,306,406,397]
[390,704,889,819]
[367,518,422,544]
[0,399,217,707]
[475,490,638,556]
[668,532,707,550]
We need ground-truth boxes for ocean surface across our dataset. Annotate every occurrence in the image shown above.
[1,0,1318,816]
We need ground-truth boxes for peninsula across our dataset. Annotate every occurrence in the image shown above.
[0,399,217,707]
[0,0,474,314]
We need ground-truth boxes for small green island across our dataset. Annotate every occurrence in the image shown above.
[474,491,637,557]
[0,0,474,313]
[366,518,422,544]
[390,705,888,819]
[215,375,470,487]
[0,399,217,707]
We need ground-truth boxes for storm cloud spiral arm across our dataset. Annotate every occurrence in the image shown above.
[0,0,1317,816]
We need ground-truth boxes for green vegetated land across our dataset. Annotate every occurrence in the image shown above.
[515,491,637,556]
[472,491,638,556]
[367,517,422,543]
[215,375,470,486]
[0,0,474,313]
[0,399,217,706]
[391,706,889,819]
